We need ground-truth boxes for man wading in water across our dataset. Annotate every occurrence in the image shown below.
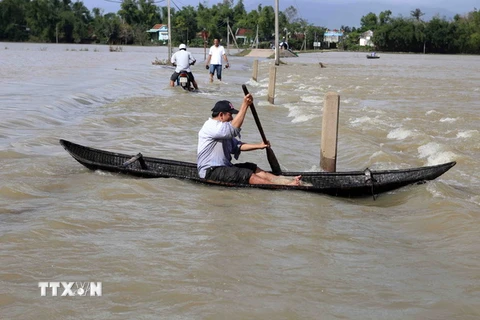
[197,94,302,185]
[205,39,229,83]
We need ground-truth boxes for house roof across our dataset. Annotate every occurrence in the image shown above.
[151,24,165,30]
[361,30,374,37]
[148,24,168,33]
[236,28,251,36]
[292,32,305,39]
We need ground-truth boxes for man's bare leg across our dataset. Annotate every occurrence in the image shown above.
[254,169,302,186]
[170,80,175,87]
[249,173,300,185]
[249,173,275,185]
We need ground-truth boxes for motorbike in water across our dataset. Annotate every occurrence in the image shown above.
[176,70,193,91]
[174,61,196,92]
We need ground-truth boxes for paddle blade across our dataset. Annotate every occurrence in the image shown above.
[266,147,282,174]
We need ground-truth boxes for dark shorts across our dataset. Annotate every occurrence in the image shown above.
[170,71,195,82]
[205,162,257,184]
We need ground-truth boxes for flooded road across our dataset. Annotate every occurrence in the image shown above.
[1,42,479,319]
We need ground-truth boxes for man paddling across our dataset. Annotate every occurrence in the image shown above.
[197,94,301,185]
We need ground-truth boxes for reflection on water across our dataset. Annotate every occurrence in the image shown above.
[1,43,479,319]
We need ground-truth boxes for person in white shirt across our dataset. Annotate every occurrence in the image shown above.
[205,39,229,83]
[197,94,302,185]
[170,44,198,90]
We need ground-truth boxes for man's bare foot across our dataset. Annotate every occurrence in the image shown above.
[300,180,313,187]
[287,175,302,186]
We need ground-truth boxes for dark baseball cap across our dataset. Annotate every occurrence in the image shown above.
[211,100,238,114]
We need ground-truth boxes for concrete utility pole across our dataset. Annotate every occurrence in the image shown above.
[167,0,172,60]
[227,17,230,55]
[320,92,340,172]
[274,0,279,65]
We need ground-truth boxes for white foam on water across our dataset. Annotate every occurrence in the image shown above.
[94,170,114,176]
[456,130,478,138]
[469,195,480,206]
[425,110,440,115]
[417,142,457,165]
[285,104,319,123]
[254,88,269,97]
[387,127,414,140]
[291,114,318,123]
[439,117,458,123]
[245,79,261,87]
[350,116,372,125]
[368,150,390,162]
[426,183,445,199]
[301,95,322,104]
[349,115,391,129]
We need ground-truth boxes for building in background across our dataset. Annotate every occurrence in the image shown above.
[360,30,374,47]
[235,28,253,44]
[147,24,168,42]
[323,29,344,48]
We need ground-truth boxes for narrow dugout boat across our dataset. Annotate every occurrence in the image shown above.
[59,139,455,198]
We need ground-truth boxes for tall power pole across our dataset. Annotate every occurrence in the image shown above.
[167,0,172,60]
[274,0,279,65]
[227,17,230,55]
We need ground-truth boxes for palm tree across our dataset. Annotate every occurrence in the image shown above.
[410,8,425,21]
[411,8,426,53]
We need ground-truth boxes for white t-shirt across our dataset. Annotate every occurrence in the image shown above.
[197,118,242,178]
[171,50,196,73]
[208,45,226,65]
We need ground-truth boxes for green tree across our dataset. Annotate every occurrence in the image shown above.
[232,0,246,22]
[172,6,197,45]
[196,3,217,41]
[373,17,416,52]
[424,16,452,53]
[257,5,275,41]
[96,12,123,44]
[379,10,392,25]
[25,0,58,42]
[71,1,92,43]
[0,0,30,41]
[360,12,378,31]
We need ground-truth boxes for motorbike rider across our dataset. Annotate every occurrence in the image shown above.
[170,44,198,90]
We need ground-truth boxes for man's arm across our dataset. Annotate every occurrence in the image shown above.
[240,142,268,151]
[205,47,212,66]
[231,94,252,129]
[223,54,229,67]
[189,52,196,65]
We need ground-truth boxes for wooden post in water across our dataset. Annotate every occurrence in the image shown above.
[320,92,340,172]
[252,59,258,81]
[267,65,277,104]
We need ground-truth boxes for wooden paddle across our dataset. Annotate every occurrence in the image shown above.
[242,84,282,174]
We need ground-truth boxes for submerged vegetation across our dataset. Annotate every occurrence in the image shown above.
[151,57,168,65]
[0,0,478,54]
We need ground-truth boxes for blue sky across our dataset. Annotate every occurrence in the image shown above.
[83,0,478,28]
